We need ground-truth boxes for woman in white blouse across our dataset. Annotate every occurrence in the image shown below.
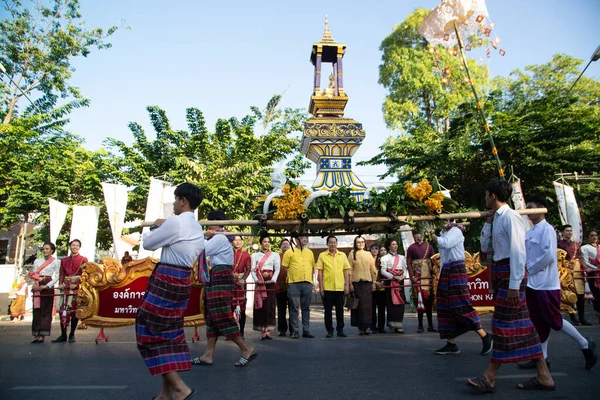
[251,233,280,339]
[580,229,600,323]
[380,239,408,333]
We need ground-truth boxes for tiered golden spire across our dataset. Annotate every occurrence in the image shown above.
[321,15,335,43]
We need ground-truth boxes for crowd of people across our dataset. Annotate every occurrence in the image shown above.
[10,180,600,399]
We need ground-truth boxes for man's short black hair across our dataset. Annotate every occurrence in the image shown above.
[69,239,82,247]
[43,241,56,254]
[527,195,548,209]
[207,210,227,221]
[485,180,512,203]
[174,182,203,210]
[326,235,337,244]
[560,224,572,232]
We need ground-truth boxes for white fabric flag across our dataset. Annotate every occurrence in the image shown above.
[510,179,533,230]
[399,226,415,301]
[102,182,130,259]
[138,178,176,259]
[49,198,69,245]
[554,181,583,244]
[69,205,100,261]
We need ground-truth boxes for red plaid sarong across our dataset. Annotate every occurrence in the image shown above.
[136,263,192,376]
[436,260,482,339]
[491,258,543,364]
[204,264,241,340]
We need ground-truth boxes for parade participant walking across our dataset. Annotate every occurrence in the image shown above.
[468,180,553,393]
[29,242,60,343]
[558,225,589,325]
[316,235,350,338]
[193,210,256,367]
[580,229,600,323]
[135,183,203,400]
[282,235,315,339]
[276,239,293,336]
[517,196,596,370]
[348,236,376,335]
[406,231,437,333]
[52,239,87,344]
[430,222,491,355]
[251,233,280,340]
[232,235,251,339]
[9,275,28,322]
[371,246,387,334]
[380,239,407,334]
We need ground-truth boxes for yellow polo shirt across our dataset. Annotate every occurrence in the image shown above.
[316,250,351,291]
[282,247,315,284]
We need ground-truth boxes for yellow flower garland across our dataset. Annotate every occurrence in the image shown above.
[272,184,311,220]
[405,178,433,202]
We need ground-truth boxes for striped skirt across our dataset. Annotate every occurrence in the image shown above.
[436,260,482,339]
[136,263,192,376]
[491,258,542,364]
[204,264,241,340]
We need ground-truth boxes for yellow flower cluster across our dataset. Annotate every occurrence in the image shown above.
[273,184,311,220]
[405,178,433,201]
[424,192,445,213]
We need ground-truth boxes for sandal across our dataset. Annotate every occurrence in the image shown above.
[234,352,258,367]
[192,357,213,366]
[517,377,556,391]
[467,376,496,393]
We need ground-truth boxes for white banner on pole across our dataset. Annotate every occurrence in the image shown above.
[48,198,69,245]
[138,178,176,259]
[69,205,100,261]
[510,179,533,231]
[554,181,583,244]
[102,182,129,259]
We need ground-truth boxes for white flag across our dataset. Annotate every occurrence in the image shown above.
[49,198,69,245]
[554,181,583,244]
[69,205,100,261]
[138,178,176,259]
[102,182,129,259]
[510,179,533,230]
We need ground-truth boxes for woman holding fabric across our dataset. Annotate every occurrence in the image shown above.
[380,239,408,333]
[580,229,600,323]
[251,233,280,340]
[348,236,377,335]
[29,242,60,343]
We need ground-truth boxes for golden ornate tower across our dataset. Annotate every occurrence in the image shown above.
[301,17,367,199]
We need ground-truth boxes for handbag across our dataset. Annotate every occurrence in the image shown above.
[345,292,359,310]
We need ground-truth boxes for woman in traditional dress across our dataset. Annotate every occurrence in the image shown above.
[380,239,407,333]
[580,229,600,323]
[29,242,60,342]
[371,246,387,334]
[348,236,376,335]
[251,233,280,340]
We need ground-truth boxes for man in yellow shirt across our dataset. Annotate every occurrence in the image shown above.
[282,235,315,339]
[317,235,351,338]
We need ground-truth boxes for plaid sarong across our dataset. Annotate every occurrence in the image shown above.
[136,263,192,376]
[491,258,542,364]
[204,264,241,340]
[436,260,482,339]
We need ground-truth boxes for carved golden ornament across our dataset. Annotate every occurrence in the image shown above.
[304,120,365,138]
[557,249,577,314]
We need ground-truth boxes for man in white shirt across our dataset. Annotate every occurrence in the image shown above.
[136,182,204,400]
[518,196,596,370]
[468,180,554,393]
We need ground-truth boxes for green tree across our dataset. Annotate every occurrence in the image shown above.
[105,96,308,223]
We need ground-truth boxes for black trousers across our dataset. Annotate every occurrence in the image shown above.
[276,290,293,334]
[371,290,386,331]
[323,291,345,333]
[417,292,435,328]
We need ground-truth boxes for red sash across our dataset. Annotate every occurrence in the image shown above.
[589,247,600,289]
[29,257,55,309]
[254,251,272,309]
[390,255,404,305]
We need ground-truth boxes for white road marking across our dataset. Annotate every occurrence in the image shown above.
[12,386,128,390]
[455,373,568,381]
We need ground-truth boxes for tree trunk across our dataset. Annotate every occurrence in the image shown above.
[2,97,18,125]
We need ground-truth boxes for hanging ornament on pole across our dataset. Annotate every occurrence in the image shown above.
[418,0,506,179]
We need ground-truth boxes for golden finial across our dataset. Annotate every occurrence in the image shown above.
[321,15,335,43]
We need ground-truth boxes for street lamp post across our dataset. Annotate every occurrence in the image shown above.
[567,44,600,94]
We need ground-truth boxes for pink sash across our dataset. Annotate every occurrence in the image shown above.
[254,251,272,309]
[390,255,404,305]
[29,256,55,309]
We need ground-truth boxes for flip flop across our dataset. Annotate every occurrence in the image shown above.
[517,377,556,391]
[467,375,496,393]
[235,352,258,367]
[192,357,213,366]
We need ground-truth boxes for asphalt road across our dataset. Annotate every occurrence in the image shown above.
[1,308,599,400]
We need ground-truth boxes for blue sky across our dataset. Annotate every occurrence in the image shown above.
[62,0,600,185]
